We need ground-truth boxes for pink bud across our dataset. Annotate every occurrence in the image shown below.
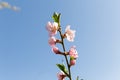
[57,71,66,80]
[52,46,61,54]
[48,36,56,47]
[70,59,76,66]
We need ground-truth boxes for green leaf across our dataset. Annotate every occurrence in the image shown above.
[70,56,75,60]
[52,12,61,24]
[56,64,68,75]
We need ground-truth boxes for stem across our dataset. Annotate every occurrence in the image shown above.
[58,29,72,80]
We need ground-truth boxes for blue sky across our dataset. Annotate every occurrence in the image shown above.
[0,0,120,80]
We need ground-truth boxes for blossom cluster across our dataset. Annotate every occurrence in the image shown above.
[46,13,78,80]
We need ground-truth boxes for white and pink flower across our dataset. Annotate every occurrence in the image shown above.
[57,71,66,80]
[69,46,78,58]
[48,36,56,47]
[46,21,58,36]
[65,25,76,42]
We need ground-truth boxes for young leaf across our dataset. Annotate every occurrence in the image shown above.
[76,76,79,80]
[52,12,61,25]
[56,64,68,76]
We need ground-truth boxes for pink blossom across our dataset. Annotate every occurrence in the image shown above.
[48,36,56,47]
[46,21,58,36]
[57,71,66,80]
[65,25,76,42]
[70,59,76,66]
[52,46,61,54]
[69,46,78,58]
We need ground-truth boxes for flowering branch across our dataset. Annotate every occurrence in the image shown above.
[46,12,78,80]
[58,28,72,80]
[58,29,71,78]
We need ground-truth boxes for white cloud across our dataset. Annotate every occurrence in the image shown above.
[0,1,20,11]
